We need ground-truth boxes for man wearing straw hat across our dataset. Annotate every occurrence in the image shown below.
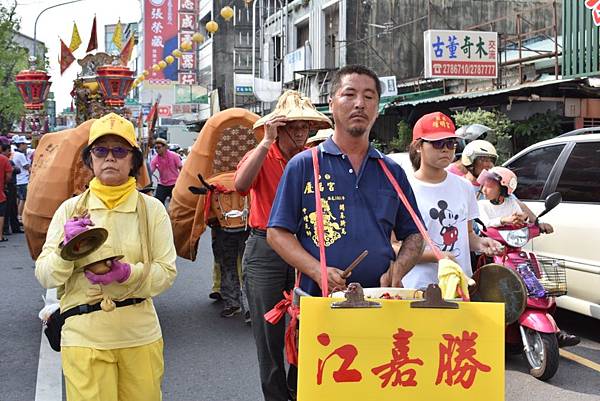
[267,64,425,296]
[234,90,332,401]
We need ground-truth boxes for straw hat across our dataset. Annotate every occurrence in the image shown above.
[253,90,332,130]
[306,128,334,145]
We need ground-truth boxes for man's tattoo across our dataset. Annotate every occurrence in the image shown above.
[396,233,424,274]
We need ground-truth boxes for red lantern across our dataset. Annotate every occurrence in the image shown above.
[15,69,52,111]
[96,65,134,107]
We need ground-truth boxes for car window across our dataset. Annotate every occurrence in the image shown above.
[555,142,600,203]
[507,144,564,200]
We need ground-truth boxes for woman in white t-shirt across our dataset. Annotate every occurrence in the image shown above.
[401,112,502,290]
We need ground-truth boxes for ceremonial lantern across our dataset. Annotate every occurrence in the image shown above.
[158,60,167,69]
[95,64,134,107]
[220,6,234,21]
[15,67,52,111]
[206,20,218,35]
[172,49,183,58]
[165,55,175,64]
[192,32,205,44]
[180,41,193,51]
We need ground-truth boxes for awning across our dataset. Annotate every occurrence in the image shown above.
[315,88,444,115]
[390,76,580,108]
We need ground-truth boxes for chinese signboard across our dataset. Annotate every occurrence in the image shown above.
[379,76,398,97]
[175,84,208,103]
[284,47,306,83]
[298,297,504,401]
[424,30,498,79]
[235,73,254,94]
[144,0,179,83]
[178,0,197,84]
[158,105,173,117]
[584,0,600,25]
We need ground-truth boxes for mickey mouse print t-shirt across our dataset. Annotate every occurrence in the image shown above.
[402,172,479,290]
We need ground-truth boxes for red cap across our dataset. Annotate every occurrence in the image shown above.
[412,112,457,141]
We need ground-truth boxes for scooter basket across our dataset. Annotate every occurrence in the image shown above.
[531,257,568,297]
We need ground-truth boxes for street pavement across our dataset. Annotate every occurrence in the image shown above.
[1,230,599,401]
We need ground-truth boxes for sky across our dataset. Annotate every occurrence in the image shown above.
[3,0,142,111]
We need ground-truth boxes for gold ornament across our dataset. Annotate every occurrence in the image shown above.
[206,20,219,34]
[152,64,160,72]
[142,70,150,77]
[181,41,193,51]
[165,55,175,64]
[192,32,205,43]
[158,60,167,69]
[172,49,183,58]
[220,6,234,21]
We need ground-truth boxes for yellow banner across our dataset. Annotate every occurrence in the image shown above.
[298,297,504,401]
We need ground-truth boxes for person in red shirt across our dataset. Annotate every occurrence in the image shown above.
[234,90,331,401]
[0,143,14,241]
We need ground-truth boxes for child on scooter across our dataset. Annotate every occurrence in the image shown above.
[477,166,527,227]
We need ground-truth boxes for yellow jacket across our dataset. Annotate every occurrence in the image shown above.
[35,190,177,349]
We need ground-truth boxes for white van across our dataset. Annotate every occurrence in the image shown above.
[503,130,600,319]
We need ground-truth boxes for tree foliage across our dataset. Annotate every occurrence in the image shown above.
[0,5,29,133]
[453,108,514,162]
[513,111,562,149]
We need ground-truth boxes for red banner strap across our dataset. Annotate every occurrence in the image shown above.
[264,291,292,325]
[311,147,329,297]
[377,159,443,260]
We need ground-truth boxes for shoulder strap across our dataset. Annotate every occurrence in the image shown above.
[377,159,443,261]
[112,192,152,301]
[311,147,329,297]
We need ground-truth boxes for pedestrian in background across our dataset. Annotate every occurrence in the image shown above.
[0,143,13,242]
[150,137,182,206]
[12,135,30,224]
[35,113,177,401]
[1,143,21,235]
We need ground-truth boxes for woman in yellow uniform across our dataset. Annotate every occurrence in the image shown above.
[35,113,177,401]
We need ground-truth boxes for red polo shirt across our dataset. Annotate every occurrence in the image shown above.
[0,154,13,203]
[236,143,287,230]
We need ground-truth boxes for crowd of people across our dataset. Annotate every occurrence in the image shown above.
[6,64,576,401]
[0,134,31,241]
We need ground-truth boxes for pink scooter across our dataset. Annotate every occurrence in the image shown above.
[477,192,565,381]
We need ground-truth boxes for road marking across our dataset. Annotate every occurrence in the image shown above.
[35,289,62,401]
[560,349,600,373]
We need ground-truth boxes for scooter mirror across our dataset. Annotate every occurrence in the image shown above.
[537,192,562,221]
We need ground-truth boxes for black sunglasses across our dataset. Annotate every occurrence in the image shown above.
[422,138,458,150]
[91,146,133,159]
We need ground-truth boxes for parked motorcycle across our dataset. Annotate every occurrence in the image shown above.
[472,192,566,381]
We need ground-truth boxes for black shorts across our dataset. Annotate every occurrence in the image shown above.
[0,201,6,216]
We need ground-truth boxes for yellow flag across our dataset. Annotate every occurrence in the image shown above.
[112,20,123,51]
[69,22,82,52]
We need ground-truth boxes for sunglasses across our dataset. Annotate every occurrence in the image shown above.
[422,138,458,150]
[91,146,133,159]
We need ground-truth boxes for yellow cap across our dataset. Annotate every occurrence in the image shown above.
[89,113,138,148]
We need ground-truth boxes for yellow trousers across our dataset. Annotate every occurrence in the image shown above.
[62,339,164,401]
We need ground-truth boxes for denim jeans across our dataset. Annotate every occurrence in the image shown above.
[243,231,297,401]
